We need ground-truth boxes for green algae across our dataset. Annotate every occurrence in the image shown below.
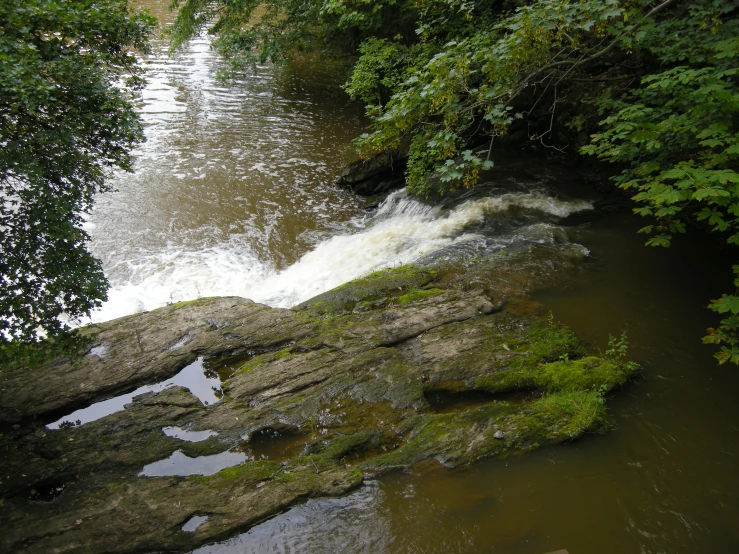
[180,437,231,458]
[471,321,588,391]
[274,348,292,360]
[191,460,279,485]
[348,351,423,408]
[361,402,517,470]
[474,350,636,395]
[275,459,364,491]
[362,388,610,471]
[534,356,635,392]
[232,353,269,377]
[229,345,307,379]
[296,265,437,315]
[299,430,382,471]
[527,390,609,439]
[515,321,586,366]
[397,287,445,305]
[339,265,436,292]
[311,430,380,461]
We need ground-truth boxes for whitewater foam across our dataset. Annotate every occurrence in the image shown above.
[89,189,591,322]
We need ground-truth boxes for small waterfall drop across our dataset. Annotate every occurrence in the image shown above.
[91,187,592,321]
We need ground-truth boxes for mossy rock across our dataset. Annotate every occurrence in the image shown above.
[296,265,437,315]
[474,354,636,393]
[0,263,639,554]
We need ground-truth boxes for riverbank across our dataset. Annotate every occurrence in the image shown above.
[0,256,635,553]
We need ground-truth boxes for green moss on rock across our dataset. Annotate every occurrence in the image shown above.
[397,287,444,305]
[474,351,636,395]
[192,460,279,485]
[363,389,610,471]
[527,390,609,440]
[232,354,269,377]
[180,437,231,458]
[296,265,436,315]
[534,356,635,392]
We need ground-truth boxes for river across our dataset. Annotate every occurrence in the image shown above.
[85,2,739,552]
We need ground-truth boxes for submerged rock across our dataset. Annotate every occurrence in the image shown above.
[0,260,636,554]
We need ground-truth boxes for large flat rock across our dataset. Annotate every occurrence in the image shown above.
[0,263,636,554]
[0,297,310,423]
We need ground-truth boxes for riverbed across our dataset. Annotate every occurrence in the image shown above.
[84,2,739,552]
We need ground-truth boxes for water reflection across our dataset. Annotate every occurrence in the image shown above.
[163,426,219,442]
[183,515,209,533]
[140,450,246,477]
[90,2,366,321]
[192,482,393,554]
[48,357,222,429]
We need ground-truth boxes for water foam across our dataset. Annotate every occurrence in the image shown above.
[91,189,591,320]
[91,236,272,322]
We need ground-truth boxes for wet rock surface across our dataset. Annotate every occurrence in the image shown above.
[0,258,636,554]
[0,298,310,424]
[335,152,407,196]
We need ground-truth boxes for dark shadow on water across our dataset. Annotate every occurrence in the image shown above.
[424,386,536,414]
[237,427,308,463]
[28,481,66,503]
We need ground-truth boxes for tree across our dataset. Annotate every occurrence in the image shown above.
[582,2,739,363]
[0,0,155,366]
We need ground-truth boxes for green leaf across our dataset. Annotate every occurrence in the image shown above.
[0,0,154,366]
[710,295,739,315]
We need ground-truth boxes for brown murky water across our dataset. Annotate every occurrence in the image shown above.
[90,1,366,320]
[85,2,739,552]
[190,215,739,554]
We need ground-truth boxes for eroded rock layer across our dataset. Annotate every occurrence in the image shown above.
[0,255,635,554]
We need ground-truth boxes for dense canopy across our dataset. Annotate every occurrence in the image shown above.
[0,0,155,365]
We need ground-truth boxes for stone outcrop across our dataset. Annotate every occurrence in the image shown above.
[0,298,310,424]
[0,257,636,554]
[335,152,406,196]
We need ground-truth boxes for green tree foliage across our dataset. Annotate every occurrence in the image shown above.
[168,0,422,72]
[0,0,155,366]
[170,0,739,362]
[582,2,739,363]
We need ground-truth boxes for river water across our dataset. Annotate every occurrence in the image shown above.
[86,2,739,552]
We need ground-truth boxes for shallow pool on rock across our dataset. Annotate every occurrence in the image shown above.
[164,426,219,442]
[48,357,222,429]
[140,450,248,477]
[237,428,309,463]
[183,516,209,533]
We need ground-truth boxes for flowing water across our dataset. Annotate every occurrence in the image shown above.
[88,0,366,321]
[82,2,739,552]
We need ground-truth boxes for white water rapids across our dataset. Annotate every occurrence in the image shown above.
[90,189,592,322]
[83,15,593,324]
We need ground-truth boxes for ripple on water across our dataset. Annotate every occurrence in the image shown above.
[190,482,391,554]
